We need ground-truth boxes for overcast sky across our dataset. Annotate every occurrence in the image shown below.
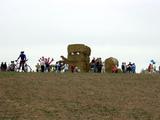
[0,0,160,72]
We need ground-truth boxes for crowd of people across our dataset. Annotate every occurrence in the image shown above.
[1,51,160,74]
[0,62,7,71]
[36,56,54,72]
[0,61,17,72]
[90,57,103,73]
[121,62,136,73]
[35,57,71,73]
[90,57,136,74]
[36,59,81,73]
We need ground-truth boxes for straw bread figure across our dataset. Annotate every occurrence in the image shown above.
[61,44,91,72]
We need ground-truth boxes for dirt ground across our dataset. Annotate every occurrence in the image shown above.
[0,72,160,120]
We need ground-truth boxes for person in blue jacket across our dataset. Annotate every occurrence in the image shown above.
[16,51,27,71]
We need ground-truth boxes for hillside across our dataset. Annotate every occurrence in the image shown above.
[0,72,160,120]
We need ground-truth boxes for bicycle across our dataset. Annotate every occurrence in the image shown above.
[14,59,32,72]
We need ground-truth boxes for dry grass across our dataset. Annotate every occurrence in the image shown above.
[0,72,160,120]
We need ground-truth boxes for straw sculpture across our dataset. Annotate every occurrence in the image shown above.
[105,57,119,73]
[61,44,91,72]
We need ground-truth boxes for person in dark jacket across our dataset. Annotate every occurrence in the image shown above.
[16,51,27,71]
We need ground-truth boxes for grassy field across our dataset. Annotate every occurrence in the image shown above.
[0,72,160,120]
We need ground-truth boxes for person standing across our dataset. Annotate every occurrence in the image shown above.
[35,63,41,72]
[1,62,4,71]
[39,56,45,72]
[127,62,132,73]
[148,63,153,73]
[9,61,16,71]
[3,62,7,71]
[121,62,126,73]
[131,63,136,73]
[16,51,27,72]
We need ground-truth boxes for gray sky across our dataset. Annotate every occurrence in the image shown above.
[0,0,160,72]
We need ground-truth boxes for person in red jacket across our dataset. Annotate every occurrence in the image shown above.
[112,65,118,73]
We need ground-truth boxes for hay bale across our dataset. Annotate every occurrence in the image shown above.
[61,44,91,72]
[105,57,119,73]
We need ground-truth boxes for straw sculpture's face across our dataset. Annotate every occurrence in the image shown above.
[68,50,87,62]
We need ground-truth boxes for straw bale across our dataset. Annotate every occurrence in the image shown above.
[61,44,91,72]
[105,57,119,73]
